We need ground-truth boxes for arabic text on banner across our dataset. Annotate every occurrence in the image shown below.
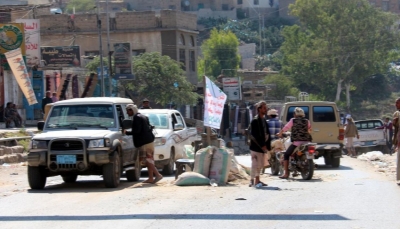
[5,48,38,105]
[16,19,40,66]
[204,76,227,129]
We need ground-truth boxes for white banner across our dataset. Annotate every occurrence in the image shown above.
[222,77,241,100]
[204,76,227,129]
[5,48,38,105]
[16,19,40,66]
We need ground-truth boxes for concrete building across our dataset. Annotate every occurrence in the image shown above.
[235,0,279,18]
[38,10,199,85]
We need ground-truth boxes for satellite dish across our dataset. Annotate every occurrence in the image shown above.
[184,0,190,6]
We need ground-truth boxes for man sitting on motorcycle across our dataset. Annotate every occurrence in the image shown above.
[277,107,312,179]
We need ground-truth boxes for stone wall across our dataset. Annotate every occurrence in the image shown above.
[160,10,197,30]
[38,10,197,34]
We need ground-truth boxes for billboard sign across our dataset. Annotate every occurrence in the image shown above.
[16,19,41,67]
[222,77,241,100]
[0,23,25,69]
[41,46,81,67]
[113,43,133,79]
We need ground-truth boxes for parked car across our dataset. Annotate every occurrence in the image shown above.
[27,97,141,189]
[123,109,198,175]
[352,119,388,154]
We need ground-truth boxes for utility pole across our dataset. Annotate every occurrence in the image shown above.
[96,2,105,97]
[106,0,112,96]
[259,13,262,56]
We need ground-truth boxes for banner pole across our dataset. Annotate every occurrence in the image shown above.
[203,75,211,146]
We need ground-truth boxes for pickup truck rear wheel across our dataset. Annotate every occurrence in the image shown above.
[28,166,47,190]
[103,151,121,188]
[62,174,78,183]
[126,154,141,182]
[162,149,175,175]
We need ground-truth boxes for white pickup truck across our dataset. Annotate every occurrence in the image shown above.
[352,119,389,154]
[139,109,198,175]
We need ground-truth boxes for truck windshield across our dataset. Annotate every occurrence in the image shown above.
[46,105,115,129]
[142,113,169,129]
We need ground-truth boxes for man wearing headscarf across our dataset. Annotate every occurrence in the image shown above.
[125,104,163,184]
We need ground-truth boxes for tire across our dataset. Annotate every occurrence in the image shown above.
[103,151,121,188]
[324,156,332,165]
[162,148,175,175]
[331,157,340,168]
[62,174,78,183]
[270,158,281,176]
[301,159,314,180]
[126,155,141,182]
[28,166,47,190]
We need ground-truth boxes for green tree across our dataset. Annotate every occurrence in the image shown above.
[198,28,240,79]
[85,56,109,73]
[66,0,96,13]
[124,52,199,106]
[280,0,400,111]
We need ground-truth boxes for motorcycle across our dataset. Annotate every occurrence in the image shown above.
[276,138,317,180]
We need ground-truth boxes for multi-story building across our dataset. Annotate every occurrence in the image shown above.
[38,10,199,85]
[234,0,279,18]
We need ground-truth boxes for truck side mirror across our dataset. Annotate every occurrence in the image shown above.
[37,121,45,131]
[122,119,132,129]
[174,123,184,131]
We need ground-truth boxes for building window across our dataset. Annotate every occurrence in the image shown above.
[189,50,195,72]
[237,0,243,4]
[85,51,99,56]
[189,36,195,47]
[179,49,186,70]
[254,0,259,5]
[222,4,229,11]
[198,3,204,10]
[370,0,375,7]
[132,49,145,56]
[169,5,176,10]
[179,34,185,45]
[398,0,400,10]
[382,1,389,11]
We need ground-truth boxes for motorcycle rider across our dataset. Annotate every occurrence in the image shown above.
[277,107,312,179]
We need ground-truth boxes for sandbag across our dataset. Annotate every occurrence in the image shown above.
[228,155,250,181]
[209,146,233,185]
[174,172,210,186]
[193,146,214,177]
[183,145,195,159]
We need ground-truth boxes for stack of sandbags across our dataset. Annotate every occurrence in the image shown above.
[209,147,233,185]
[193,146,215,177]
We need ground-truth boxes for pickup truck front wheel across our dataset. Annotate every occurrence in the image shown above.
[126,154,141,182]
[103,151,121,188]
[162,148,175,175]
[28,166,47,190]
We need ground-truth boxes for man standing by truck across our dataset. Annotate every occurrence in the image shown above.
[249,101,271,187]
[125,104,163,184]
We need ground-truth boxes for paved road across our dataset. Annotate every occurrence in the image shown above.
[0,156,399,229]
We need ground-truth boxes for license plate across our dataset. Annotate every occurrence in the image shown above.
[364,141,374,146]
[57,155,76,164]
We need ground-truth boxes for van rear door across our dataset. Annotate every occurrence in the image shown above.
[311,105,340,143]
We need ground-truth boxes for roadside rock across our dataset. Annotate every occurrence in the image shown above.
[11,146,24,154]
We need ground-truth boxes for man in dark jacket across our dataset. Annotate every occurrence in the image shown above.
[249,101,271,187]
[125,104,163,184]
[42,91,53,113]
